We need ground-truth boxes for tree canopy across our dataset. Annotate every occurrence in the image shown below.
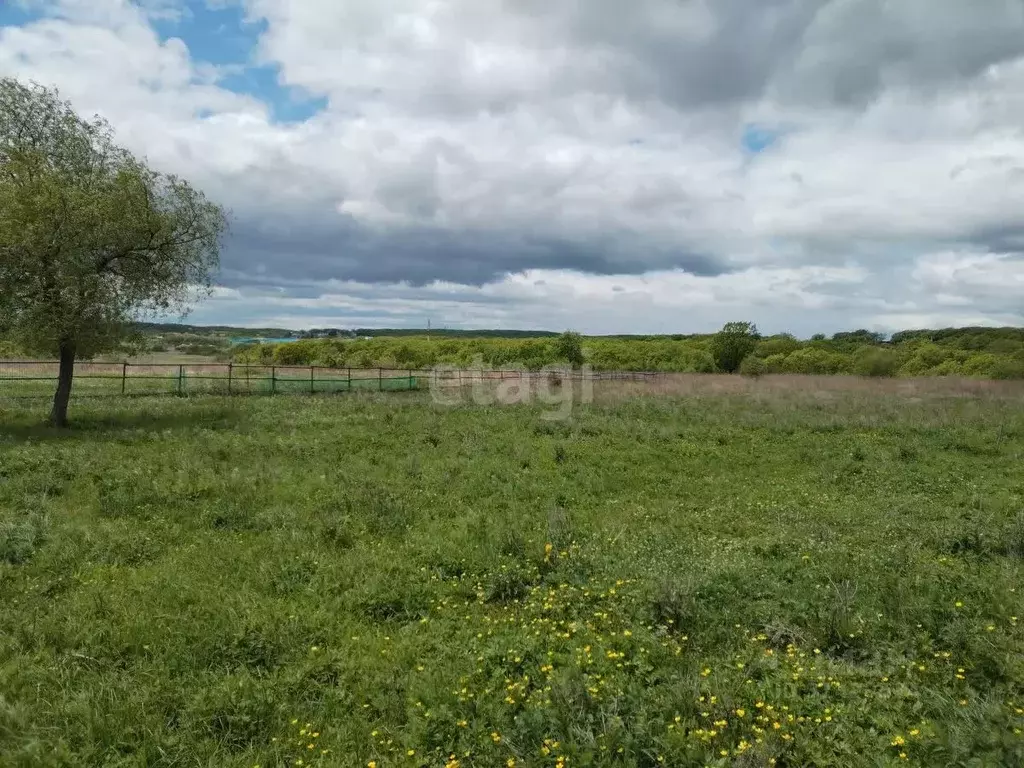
[0,78,227,425]
[710,321,760,373]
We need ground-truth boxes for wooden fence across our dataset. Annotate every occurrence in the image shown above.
[0,361,658,399]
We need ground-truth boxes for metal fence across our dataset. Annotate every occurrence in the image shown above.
[0,361,659,399]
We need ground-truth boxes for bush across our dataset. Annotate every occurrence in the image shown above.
[0,339,22,357]
[900,343,951,375]
[272,340,319,366]
[852,348,900,378]
[555,331,585,368]
[710,322,759,373]
[688,351,717,374]
[962,353,1004,378]
[756,334,801,358]
[739,356,768,378]
[930,359,965,377]
[990,358,1024,380]
[762,353,787,373]
[781,348,850,375]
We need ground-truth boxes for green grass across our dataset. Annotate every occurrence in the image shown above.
[0,372,420,398]
[0,391,1023,767]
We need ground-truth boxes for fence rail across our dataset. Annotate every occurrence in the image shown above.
[0,361,658,399]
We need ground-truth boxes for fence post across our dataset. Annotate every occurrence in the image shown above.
[228,363,233,395]
[408,369,413,390]
[310,365,315,394]
[122,361,127,395]
[178,364,184,395]
[379,367,383,391]
[271,366,276,395]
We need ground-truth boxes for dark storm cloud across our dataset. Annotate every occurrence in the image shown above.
[544,0,820,108]
[766,0,1024,106]
[500,0,1024,111]
[966,224,1024,255]
[220,212,726,287]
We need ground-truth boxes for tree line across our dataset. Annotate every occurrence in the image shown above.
[230,324,1024,379]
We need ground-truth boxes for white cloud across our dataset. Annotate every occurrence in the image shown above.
[912,251,1024,300]
[3,0,1024,333]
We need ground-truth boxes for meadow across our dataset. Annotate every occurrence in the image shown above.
[1,383,1023,767]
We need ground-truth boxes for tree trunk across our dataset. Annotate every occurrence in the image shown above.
[49,341,76,428]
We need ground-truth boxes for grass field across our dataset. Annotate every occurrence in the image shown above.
[1,387,1023,767]
[0,362,423,399]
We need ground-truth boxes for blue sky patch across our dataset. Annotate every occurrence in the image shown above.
[153,1,326,122]
[0,0,327,123]
[153,1,258,67]
[0,1,37,26]
[220,65,328,122]
[741,124,783,154]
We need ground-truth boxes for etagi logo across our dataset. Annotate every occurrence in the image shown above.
[428,358,593,421]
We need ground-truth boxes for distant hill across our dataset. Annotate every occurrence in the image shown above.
[131,322,296,337]
[350,328,559,338]
[130,322,560,339]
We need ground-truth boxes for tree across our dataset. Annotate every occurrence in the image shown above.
[0,79,227,426]
[555,330,585,368]
[710,321,759,373]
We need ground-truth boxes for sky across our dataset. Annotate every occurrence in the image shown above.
[1,0,1023,335]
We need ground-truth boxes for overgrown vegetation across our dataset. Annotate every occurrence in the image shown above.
[0,391,1022,766]
[4,323,1024,381]
[227,325,1024,379]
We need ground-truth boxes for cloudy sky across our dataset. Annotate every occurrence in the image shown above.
[2,0,1024,335]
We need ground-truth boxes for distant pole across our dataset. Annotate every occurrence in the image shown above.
[310,365,315,394]
[121,361,127,395]
[271,365,276,395]
[408,369,413,390]
[178,364,184,395]
[378,366,383,391]
[228,363,233,395]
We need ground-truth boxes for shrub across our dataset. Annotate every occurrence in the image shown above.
[962,353,1004,378]
[990,358,1024,380]
[688,351,717,374]
[555,331,585,368]
[763,353,788,373]
[272,340,320,366]
[0,339,22,357]
[756,334,801,358]
[710,322,759,373]
[739,356,768,378]
[781,348,849,375]
[900,343,951,375]
[852,347,900,377]
[930,359,965,377]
